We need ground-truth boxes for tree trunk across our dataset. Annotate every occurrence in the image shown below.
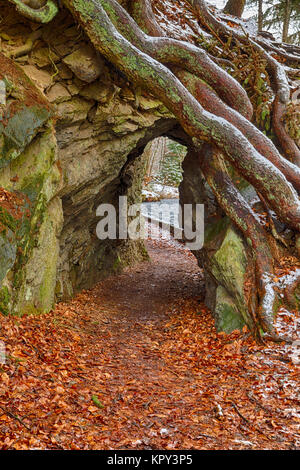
[258,0,263,31]
[144,137,167,179]
[223,0,246,18]
[282,0,292,43]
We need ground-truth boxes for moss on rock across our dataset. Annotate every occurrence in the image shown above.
[0,285,11,316]
[210,225,248,329]
[215,285,246,333]
[0,229,17,284]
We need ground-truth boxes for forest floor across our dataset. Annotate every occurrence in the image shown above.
[0,224,299,450]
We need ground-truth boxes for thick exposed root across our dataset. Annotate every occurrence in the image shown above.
[129,0,166,37]
[273,96,300,167]
[8,0,58,23]
[259,274,294,344]
[283,269,300,311]
[8,29,43,58]
[100,0,253,119]
[199,146,295,343]
[185,0,300,166]
[175,69,300,192]
[198,145,276,338]
[257,192,289,248]
[259,271,298,344]
[126,0,300,219]
[83,0,300,232]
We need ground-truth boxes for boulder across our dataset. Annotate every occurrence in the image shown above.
[21,65,52,91]
[46,83,71,103]
[62,45,105,83]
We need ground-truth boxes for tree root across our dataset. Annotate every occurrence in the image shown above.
[175,69,300,192]
[281,269,300,310]
[129,0,166,37]
[185,0,290,100]
[8,28,43,58]
[198,144,279,339]
[257,192,289,248]
[102,0,253,119]
[199,146,296,343]
[273,96,300,167]
[186,0,300,167]
[255,37,300,66]
[89,0,300,233]
[8,0,58,23]
[264,267,300,343]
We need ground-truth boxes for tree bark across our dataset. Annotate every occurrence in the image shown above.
[223,0,246,18]
[258,0,263,31]
[144,138,166,179]
[282,0,292,43]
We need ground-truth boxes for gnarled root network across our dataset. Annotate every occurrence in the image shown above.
[9,0,300,340]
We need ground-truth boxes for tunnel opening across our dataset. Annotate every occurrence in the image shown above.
[0,1,262,335]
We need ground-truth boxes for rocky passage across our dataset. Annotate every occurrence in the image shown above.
[0,225,299,450]
[1,0,300,338]
[0,3,176,317]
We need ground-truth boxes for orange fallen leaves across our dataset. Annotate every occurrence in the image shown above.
[0,235,299,450]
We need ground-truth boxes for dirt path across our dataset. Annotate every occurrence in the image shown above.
[87,231,203,348]
[0,227,299,450]
[79,232,204,414]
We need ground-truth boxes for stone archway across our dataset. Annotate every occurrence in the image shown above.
[1,1,298,338]
[0,3,176,315]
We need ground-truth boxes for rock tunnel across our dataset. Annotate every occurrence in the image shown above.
[0,2,270,333]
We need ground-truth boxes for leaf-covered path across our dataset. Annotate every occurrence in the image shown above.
[0,226,299,450]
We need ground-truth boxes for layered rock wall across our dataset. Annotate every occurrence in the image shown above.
[0,4,175,314]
